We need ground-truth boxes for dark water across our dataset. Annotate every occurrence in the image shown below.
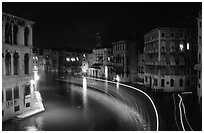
[2,72,146,131]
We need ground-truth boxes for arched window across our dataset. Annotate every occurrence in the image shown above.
[13,52,19,75]
[24,53,29,74]
[5,23,12,44]
[24,27,29,46]
[161,79,165,87]
[13,25,18,45]
[179,79,183,87]
[5,52,11,75]
[170,79,174,87]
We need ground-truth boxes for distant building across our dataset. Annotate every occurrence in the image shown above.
[144,27,197,92]
[43,48,87,75]
[51,50,59,72]
[194,11,202,103]
[112,40,138,82]
[89,47,113,79]
[43,49,53,72]
[33,48,45,72]
[2,12,35,121]
[137,53,145,84]
[81,53,95,76]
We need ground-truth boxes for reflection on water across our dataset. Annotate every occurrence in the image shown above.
[2,72,151,131]
[116,82,119,93]
[105,80,108,93]
[83,77,88,113]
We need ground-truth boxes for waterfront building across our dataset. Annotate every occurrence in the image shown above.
[112,40,137,82]
[144,27,197,92]
[2,12,35,121]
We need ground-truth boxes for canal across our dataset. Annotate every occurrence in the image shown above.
[2,72,155,131]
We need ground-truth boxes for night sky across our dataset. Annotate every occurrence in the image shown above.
[2,2,201,51]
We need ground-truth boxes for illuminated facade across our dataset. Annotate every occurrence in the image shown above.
[144,27,197,92]
[43,49,84,74]
[2,12,35,121]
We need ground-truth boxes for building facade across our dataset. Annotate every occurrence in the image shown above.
[112,40,137,82]
[43,49,53,72]
[144,27,197,92]
[2,12,35,121]
[89,47,113,79]
[194,11,202,103]
[137,53,145,84]
[33,48,45,72]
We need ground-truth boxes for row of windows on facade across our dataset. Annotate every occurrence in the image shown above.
[145,77,190,87]
[4,23,30,46]
[4,52,30,76]
[113,44,128,52]
[2,85,30,102]
[145,42,190,52]
[145,55,186,62]
[145,32,188,43]
[145,70,191,76]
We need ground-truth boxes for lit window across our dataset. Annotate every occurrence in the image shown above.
[108,57,110,61]
[179,43,184,51]
[71,58,75,61]
[76,57,79,61]
[66,57,70,62]
[83,54,86,57]
[187,43,190,50]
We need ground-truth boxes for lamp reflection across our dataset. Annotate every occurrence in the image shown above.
[82,77,87,112]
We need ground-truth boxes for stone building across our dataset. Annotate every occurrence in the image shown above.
[2,12,35,121]
[112,40,138,82]
[89,47,113,79]
[194,11,202,103]
[144,27,197,92]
